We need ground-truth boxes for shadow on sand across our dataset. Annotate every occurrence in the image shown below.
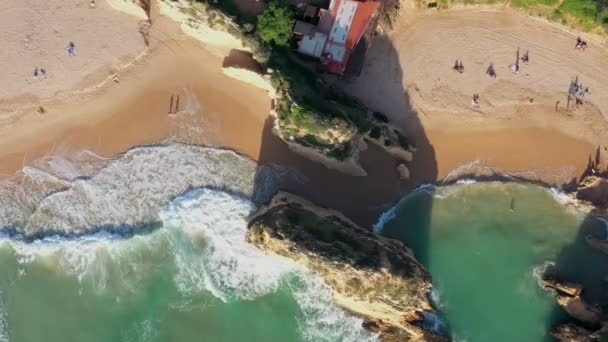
[244,32,608,340]
[250,33,437,246]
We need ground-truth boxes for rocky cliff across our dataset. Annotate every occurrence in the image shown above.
[542,278,608,341]
[247,192,445,341]
[577,176,608,208]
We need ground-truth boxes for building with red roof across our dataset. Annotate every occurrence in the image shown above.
[294,0,381,75]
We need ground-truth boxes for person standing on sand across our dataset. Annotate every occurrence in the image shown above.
[487,63,496,78]
[472,93,480,106]
[521,50,529,64]
[33,67,38,79]
[67,42,76,56]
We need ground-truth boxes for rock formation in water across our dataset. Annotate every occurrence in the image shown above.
[577,176,608,207]
[542,279,602,325]
[247,192,445,341]
[542,277,608,340]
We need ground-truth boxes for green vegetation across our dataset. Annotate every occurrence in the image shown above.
[269,55,370,159]
[555,0,607,30]
[439,0,608,32]
[181,0,374,160]
[257,2,295,47]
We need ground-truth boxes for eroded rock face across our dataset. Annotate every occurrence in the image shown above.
[543,278,602,326]
[247,192,445,341]
[577,176,608,207]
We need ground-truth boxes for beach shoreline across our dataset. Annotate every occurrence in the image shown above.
[0,1,606,226]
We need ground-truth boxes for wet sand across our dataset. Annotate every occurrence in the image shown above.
[426,127,595,183]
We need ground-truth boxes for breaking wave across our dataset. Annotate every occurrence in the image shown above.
[0,143,372,341]
[0,143,282,237]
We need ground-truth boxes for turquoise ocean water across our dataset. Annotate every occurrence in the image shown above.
[0,144,605,341]
[377,182,608,342]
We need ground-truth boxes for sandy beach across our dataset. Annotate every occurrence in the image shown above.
[340,7,608,183]
[0,0,607,224]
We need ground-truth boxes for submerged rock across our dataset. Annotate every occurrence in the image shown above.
[247,192,445,341]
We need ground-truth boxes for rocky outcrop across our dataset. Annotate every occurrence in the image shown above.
[542,278,602,326]
[543,277,608,342]
[247,192,445,341]
[552,323,608,342]
[577,176,608,207]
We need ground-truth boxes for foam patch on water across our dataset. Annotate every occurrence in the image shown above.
[161,188,376,341]
[372,205,397,233]
[373,184,436,233]
[0,295,8,342]
[547,188,575,206]
[0,143,282,237]
[455,179,478,185]
[0,186,376,341]
[290,272,378,342]
[1,230,166,293]
[531,261,555,292]
[160,188,294,302]
[429,287,444,309]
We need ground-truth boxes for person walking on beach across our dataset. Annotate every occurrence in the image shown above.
[452,60,464,73]
[576,36,588,50]
[521,50,529,64]
[486,63,496,78]
[510,63,519,74]
[33,67,39,79]
[67,42,76,56]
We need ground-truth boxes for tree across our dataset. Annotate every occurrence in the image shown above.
[257,2,295,47]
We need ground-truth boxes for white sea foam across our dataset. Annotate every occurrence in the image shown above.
[0,294,8,342]
[0,143,377,340]
[160,188,376,341]
[161,188,378,341]
[547,187,575,206]
[0,143,281,237]
[291,271,378,342]
[2,230,163,293]
[429,287,444,309]
[373,184,436,233]
[372,205,397,233]
[455,179,477,185]
[161,188,294,302]
[532,261,555,292]
[0,186,376,341]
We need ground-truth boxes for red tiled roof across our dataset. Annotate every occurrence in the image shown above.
[346,0,379,50]
[320,0,379,75]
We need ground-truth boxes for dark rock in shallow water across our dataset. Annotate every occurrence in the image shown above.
[577,176,608,207]
[247,192,446,341]
[552,323,608,342]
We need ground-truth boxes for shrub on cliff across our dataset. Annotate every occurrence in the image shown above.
[257,2,295,47]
